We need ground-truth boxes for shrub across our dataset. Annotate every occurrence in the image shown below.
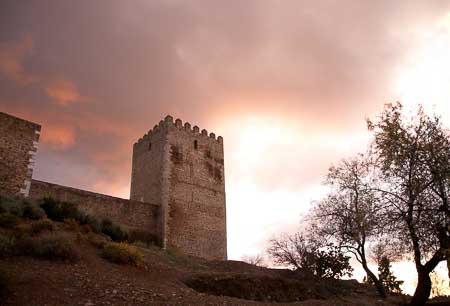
[101,219,128,242]
[0,196,45,221]
[0,196,24,216]
[87,232,106,249]
[127,229,159,247]
[0,234,15,257]
[0,213,19,228]
[40,198,81,222]
[30,219,54,235]
[102,242,144,266]
[16,234,79,262]
[63,218,80,232]
[22,203,46,220]
[79,214,101,233]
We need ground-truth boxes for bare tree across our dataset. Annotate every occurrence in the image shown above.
[312,155,387,297]
[367,103,450,305]
[241,254,265,267]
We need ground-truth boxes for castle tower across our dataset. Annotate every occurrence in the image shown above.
[130,116,227,260]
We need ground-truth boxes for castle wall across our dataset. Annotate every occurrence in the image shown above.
[0,112,41,197]
[29,179,161,237]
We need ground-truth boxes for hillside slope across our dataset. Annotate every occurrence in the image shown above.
[0,220,413,306]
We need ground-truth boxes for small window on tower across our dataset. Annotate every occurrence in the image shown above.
[194,140,198,150]
[148,142,152,151]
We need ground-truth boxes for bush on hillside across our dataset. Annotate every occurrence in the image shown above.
[79,214,101,233]
[40,198,80,222]
[0,213,19,229]
[0,196,44,220]
[0,196,23,216]
[30,219,54,235]
[102,242,143,266]
[101,219,128,242]
[22,203,46,220]
[63,218,80,232]
[39,198,103,233]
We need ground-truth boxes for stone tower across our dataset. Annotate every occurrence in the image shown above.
[130,115,227,260]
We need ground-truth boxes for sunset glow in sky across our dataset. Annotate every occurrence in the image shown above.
[1,1,450,294]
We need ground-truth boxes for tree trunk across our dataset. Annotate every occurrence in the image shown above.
[410,270,432,306]
[362,261,386,298]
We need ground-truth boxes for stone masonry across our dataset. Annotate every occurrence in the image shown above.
[0,112,227,260]
[131,115,227,260]
[0,112,41,197]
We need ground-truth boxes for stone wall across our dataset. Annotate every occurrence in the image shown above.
[131,116,227,260]
[29,179,161,237]
[0,112,41,197]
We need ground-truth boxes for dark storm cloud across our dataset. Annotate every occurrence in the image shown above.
[0,0,449,196]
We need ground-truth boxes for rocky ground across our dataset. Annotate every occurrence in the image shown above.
[0,221,447,306]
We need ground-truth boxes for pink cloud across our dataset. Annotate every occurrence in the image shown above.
[0,35,34,85]
[45,79,80,105]
[40,124,76,151]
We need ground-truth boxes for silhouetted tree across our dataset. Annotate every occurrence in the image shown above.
[367,103,450,305]
[365,256,403,294]
[311,155,387,297]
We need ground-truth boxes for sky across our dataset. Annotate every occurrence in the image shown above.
[1,0,450,294]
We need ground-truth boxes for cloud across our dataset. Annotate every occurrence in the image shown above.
[40,124,76,150]
[45,79,80,105]
[0,34,34,85]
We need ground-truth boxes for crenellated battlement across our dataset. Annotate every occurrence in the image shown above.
[135,115,224,146]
